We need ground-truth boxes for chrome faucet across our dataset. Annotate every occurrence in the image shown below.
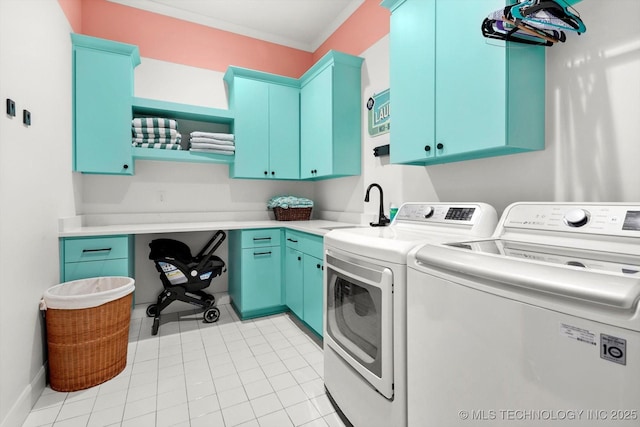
[364,183,390,227]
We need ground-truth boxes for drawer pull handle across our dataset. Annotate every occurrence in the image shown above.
[254,251,272,256]
[287,238,298,243]
[253,237,272,241]
[82,248,112,253]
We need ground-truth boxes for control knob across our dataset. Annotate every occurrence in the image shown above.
[563,208,589,227]
[423,206,434,219]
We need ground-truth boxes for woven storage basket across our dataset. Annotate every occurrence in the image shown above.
[274,206,312,221]
[45,283,133,392]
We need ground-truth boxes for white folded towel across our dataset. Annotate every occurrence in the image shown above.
[190,131,234,141]
[190,148,235,155]
[132,117,178,130]
[189,137,235,146]
[190,142,235,151]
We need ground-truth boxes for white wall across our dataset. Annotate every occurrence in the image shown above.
[318,1,640,218]
[0,1,76,426]
[419,1,640,215]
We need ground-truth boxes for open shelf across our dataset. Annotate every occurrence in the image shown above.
[131,97,235,165]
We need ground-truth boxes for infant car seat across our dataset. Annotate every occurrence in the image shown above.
[146,230,226,335]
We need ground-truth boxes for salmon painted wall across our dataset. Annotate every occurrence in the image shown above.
[313,0,389,63]
[57,0,389,77]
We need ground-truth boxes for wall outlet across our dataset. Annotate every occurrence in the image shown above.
[6,99,16,117]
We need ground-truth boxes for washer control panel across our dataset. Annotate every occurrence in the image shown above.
[502,203,640,236]
[396,203,480,224]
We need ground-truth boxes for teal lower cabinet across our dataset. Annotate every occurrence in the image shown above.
[284,230,324,336]
[302,255,323,336]
[60,235,134,282]
[228,229,286,319]
[284,247,304,318]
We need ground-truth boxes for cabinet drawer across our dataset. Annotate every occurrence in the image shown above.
[63,236,130,262]
[241,229,281,248]
[285,230,322,257]
[63,259,131,282]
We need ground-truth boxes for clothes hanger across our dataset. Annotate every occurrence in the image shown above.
[482,18,554,46]
[510,0,586,34]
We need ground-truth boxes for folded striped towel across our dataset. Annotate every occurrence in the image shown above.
[190,131,234,142]
[132,127,181,140]
[132,135,182,144]
[190,142,235,151]
[132,142,183,150]
[189,137,235,146]
[190,148,234,156]
[132,117,178,130]
[267,196,314,209]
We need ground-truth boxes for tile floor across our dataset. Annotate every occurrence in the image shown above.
[23,304,347,427]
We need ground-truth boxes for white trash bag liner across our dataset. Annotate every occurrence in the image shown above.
[40,276,135,310]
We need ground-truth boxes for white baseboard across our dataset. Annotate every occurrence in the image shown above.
[1,365,46,427]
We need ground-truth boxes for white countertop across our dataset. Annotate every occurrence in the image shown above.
[59,217,359,238]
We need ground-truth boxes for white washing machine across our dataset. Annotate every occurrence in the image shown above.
[323,202,498,427]
[407,202,640,426]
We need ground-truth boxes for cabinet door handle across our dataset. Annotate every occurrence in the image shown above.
[82,248,112,253]
[123,164,129,169]
[254,251,272,256]
[253,237,272,241]
[436,143,444,150]
[287,238,298,243]
[271,171,275,176]
[424,145,431,152]
[264,171,268,175]
[297,256,301,261]
[316,263,321,269]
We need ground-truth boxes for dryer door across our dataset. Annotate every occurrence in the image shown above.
[325,250,394,399]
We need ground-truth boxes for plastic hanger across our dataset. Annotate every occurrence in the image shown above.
[481,18,554,46]
[510,0,586,34]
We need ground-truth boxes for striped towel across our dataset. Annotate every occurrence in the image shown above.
[190,137,235,146]
[132,117,178,130]
[132,127,181,140]
[190,148,234,155]
[132,142,183,150]
[190,131,234,142]
[132,135,182,144]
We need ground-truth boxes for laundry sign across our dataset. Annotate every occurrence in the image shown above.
[367,89,390,137]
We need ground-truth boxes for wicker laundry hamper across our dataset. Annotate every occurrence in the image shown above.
[41,277,135,392]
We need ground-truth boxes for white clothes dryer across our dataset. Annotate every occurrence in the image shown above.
[323,202,498,427]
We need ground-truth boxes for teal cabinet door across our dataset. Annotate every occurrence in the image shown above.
[240,247,282,312]
[300,51,363,180]
[229,77,270,178]
[300,67,333,179]
[226,68,300,180]
[384,0,544,165]
[72,34,139,175]
[64,259,131,282]
[303,255,324,336]
[269,83,300,179]
[228,229,286,319]
[387,0,436,164]
[284,247,304,318]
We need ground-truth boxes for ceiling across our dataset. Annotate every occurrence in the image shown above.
[107,0,365,52]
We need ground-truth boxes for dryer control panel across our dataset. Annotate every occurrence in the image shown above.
[501,203,640,237]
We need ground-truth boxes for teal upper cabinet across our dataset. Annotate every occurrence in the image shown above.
[300,51,364,180]
[224,67,300,180]
[382,0,545,165]
[71,34,140,175]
